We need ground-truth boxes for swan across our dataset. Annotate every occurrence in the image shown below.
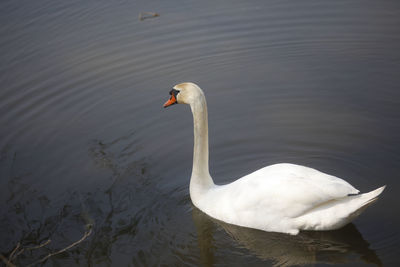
[163,82,385,235]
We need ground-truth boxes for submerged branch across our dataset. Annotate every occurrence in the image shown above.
[8,242,20,262]
[26,239,51,250]
[27,226,92,266]
[0,253,16,267]
[4,225,92,266]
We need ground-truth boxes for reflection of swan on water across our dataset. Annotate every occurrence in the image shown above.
[192,207,382,267]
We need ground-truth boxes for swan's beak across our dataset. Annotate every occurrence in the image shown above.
[163,94,177,108]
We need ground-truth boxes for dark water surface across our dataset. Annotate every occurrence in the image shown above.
[1,0,399,266]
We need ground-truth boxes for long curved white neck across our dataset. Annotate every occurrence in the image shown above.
[189,93,214,197]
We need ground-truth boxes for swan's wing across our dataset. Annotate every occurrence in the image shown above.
[222,163,359,218]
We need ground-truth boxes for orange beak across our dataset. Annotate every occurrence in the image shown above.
[163,94,177,108]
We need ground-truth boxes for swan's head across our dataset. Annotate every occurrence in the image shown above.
[163,82,204,108]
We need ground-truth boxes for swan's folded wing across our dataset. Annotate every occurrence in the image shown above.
[225,163,359,218]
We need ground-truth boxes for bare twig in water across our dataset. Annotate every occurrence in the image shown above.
[26,227,92,266]
[0,253,16,267]
[6,239,51,264]
[4,227,92,266]
[8,242,20,262]
[26,239,51,250]
[139,12,159,21]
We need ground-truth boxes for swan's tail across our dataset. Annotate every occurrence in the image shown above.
[296,185,386,231]
[330,185,386,228]
[348,185,386,218]
[358,185,386,203]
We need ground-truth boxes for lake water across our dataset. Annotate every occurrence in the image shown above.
[1,0,399,266]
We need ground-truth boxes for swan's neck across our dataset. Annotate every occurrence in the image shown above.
[189,95,214,198]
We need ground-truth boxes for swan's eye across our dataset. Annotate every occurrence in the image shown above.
[169,89,180,97]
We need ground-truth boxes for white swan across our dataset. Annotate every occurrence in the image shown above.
[163,82,385,235]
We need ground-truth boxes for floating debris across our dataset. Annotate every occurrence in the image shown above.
[139,12,159,21]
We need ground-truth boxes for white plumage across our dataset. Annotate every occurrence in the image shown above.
[164,82,385,235]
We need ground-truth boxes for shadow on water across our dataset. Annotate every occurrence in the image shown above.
[192,207,382,267]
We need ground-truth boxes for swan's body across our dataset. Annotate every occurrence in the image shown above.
[163,82,385,235]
